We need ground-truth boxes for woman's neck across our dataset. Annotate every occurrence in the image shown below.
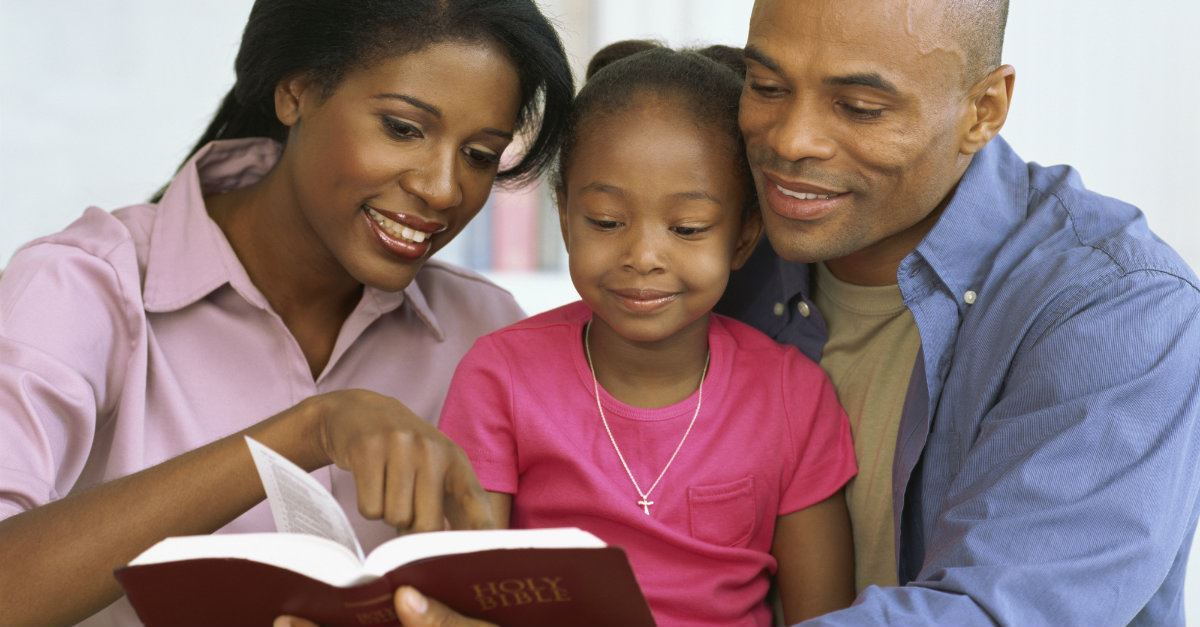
[584,315,711,409]
[206,166,362,377]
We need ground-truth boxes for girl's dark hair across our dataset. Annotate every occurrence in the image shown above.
[556,40,754,214]
[180,0,572,185]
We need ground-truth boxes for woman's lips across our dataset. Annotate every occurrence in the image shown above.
[608,288,680,313]
[362,206,433,261]
[762,174,849,222]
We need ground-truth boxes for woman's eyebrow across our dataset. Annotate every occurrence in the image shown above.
[373,93,441,116]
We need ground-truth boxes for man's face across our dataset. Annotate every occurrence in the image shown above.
[740,0,978,277]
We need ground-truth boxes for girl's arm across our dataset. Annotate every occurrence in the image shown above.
[771,490,855,624]
[0,390,495,626]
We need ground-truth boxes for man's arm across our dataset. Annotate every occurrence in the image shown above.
[803,272,1200,625]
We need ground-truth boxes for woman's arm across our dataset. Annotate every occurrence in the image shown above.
[771,490,855,624]
[0,390,494,626]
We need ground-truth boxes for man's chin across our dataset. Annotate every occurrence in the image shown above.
[761,217,856,265]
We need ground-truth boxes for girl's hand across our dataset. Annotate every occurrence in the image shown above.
[303,389,497,533]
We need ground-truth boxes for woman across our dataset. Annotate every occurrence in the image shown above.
[0,1,571,624]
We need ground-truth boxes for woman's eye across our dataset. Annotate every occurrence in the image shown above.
[382,117,423,140]
[463,146,500,168]
[837,101,885,121]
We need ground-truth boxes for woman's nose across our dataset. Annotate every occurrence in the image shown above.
[401,147,463,212]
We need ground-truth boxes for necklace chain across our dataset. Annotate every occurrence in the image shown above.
[584,320,710,515]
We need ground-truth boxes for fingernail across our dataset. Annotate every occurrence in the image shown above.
[401,587,428,614]
[273,618,293,627]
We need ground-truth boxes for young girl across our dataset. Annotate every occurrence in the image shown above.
[439,42,856,626]
[0,1,571,624]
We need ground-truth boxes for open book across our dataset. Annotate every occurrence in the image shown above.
[115,438,653,627]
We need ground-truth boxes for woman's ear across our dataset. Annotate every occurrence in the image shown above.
[274,73,315,128]
[731,207,763,270]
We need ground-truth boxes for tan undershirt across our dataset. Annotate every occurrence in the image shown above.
[812,262,921,592]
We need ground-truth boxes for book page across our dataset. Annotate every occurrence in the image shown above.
[363,527,606,576]
[245,436,364,561]
[127,533,372,587]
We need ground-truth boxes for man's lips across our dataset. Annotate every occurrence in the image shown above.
[761,172,850,221]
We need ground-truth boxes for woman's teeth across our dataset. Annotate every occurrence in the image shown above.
[777,185,838,200]
[368,208,429,243]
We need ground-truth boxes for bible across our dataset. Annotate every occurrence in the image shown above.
[114,437,653,627]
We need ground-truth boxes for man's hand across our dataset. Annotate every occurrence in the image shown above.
[275,586,497,627]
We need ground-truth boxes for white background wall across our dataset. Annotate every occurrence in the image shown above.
[3,0,1199,621]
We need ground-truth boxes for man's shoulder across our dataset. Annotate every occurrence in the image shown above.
[1022,162,1198,292]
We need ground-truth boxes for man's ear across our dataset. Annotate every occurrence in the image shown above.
[960,65,1015,155]
[274,73,315,128]
[731,207,764,271]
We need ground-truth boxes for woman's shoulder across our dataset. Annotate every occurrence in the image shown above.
[410,260,525,332]
[3,205,151,303]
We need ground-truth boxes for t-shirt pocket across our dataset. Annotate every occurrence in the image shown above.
[687,476,757,547]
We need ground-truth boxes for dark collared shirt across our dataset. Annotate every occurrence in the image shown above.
[720,137,1200,625]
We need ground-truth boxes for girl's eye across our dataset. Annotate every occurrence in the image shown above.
[383,117,423,140]
[670,225,708,237]
[837,101,885,121]
[586,217,621,230]
[463,146,500,169]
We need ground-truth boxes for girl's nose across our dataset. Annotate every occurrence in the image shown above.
[622,225,666,275]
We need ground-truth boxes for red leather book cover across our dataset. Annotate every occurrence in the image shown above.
[115,546,655,627]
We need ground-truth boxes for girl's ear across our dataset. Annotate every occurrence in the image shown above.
[731,208,763,270]
[556,189,571,248]
[274,73,316,128]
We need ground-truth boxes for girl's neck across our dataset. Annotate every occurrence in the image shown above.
[584,314,711,409]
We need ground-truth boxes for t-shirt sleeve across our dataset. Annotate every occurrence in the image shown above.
[437,335,519,494]
[778,349,857,515]
[0,237,137,519]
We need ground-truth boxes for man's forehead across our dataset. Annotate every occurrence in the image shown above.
[747,0,968,83]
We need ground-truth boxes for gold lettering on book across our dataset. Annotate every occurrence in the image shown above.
[354,607,398,625]
[472,577,572,611]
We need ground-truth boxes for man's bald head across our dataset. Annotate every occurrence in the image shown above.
[946,0,1010,83]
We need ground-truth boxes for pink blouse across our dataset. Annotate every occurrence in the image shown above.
[0,138,524,625]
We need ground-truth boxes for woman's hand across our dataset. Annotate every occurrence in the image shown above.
[275,586,497,627]
[303,389,497,533]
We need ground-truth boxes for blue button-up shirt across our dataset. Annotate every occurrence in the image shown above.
[719,137,1200,625]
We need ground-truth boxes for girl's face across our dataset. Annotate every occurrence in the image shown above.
[276,40,522,292]
[559,95,762,346]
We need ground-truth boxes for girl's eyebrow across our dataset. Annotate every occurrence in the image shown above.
[671,190,723,206]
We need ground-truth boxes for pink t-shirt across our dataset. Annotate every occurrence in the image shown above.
[439,302,856,626]
[0,138,524,626]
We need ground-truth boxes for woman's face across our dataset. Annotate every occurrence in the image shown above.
[277,40,522,292]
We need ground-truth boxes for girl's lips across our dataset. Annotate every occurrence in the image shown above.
[362,209,431,261]
[608,288,680,313]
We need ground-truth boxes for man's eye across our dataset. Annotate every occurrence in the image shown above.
[748,81,786,98]
[837,102,885,120]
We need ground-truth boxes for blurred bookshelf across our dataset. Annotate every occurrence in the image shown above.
[437,181,577,316]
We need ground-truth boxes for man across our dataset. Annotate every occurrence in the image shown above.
[716,0,1200,624]
[291,1,1200,624]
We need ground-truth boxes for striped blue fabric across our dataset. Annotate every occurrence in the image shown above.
[719,136,1200,626]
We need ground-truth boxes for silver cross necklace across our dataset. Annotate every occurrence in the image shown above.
[584,320,710,515]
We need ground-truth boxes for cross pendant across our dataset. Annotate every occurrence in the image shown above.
[638,498,654,515]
